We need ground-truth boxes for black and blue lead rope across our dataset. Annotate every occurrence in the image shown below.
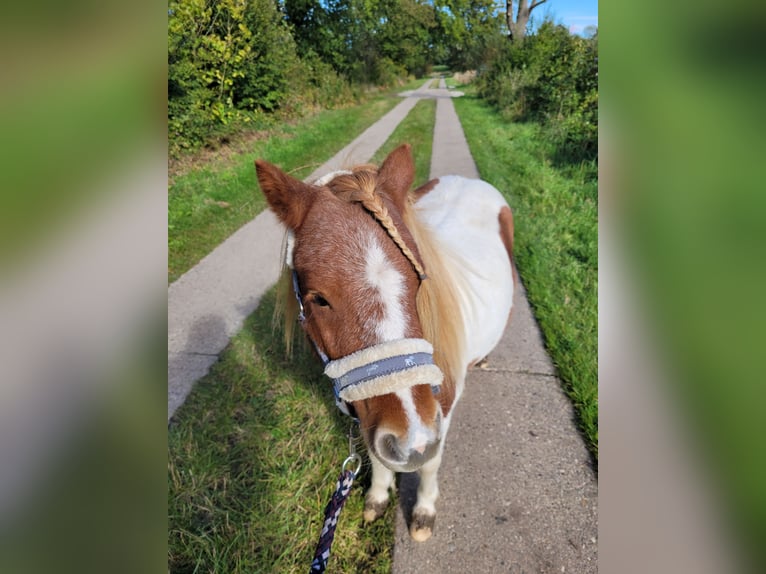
[309,468,357,573]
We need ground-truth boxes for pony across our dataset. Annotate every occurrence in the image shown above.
[255,144,515,541]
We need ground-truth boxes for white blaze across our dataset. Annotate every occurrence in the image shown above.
[364,238,407,342]
[396,389,432,452]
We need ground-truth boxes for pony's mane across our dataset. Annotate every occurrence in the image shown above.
[401,195,466,405]
[275,167,466,403]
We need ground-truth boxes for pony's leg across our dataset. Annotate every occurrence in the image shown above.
[410,406,456,541]
[410,450,443,542]
[364,450,395,522]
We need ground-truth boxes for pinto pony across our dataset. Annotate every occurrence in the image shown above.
[255,144,515,541]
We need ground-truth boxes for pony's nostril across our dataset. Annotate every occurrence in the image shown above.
[376,433,404,463]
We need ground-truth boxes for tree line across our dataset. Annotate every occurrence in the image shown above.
[169,0,597,163]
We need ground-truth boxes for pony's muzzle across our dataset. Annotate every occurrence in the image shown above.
[373,408,442,472]
[375,432,441,472]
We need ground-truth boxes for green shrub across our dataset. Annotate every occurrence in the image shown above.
[168,0,362,156]
[476,22,598,163]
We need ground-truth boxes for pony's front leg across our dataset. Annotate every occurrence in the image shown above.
[410,451,443,541]
[363,450,395,522]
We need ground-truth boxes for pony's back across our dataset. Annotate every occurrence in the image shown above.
[413,176,515,367]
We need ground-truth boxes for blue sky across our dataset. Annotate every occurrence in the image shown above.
[533,0,599,36]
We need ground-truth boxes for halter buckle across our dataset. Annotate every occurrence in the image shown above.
[291,269,305,323]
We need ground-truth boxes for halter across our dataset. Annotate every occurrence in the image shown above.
[291,268,442,418]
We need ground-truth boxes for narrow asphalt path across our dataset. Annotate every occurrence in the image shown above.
[167,77,597,573]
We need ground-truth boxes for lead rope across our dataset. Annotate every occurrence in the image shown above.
[309,424,363,573]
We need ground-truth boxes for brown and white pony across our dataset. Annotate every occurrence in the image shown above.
[255,144,515,541]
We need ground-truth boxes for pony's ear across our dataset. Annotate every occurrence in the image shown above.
[378,143,415,211]
[255,159,317,230]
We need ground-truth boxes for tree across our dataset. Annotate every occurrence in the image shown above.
[433,0,502,70]
[583,25,598,39]
[168,0,306,151]
[378,0,437,77]
[506,0,549,42]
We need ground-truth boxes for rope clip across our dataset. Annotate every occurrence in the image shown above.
[342,423,362,476]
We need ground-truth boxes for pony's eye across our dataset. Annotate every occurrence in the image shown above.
[312,294,330,308]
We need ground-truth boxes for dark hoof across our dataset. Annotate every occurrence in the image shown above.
[410,510,435,541]
[363,498,389,523]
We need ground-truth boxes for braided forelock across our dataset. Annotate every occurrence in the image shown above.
[325,169,427,280]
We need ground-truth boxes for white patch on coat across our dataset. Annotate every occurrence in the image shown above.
[364,238,407,342]
[284,230,296,268]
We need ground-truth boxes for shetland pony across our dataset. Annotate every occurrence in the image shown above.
[255,144,515,541]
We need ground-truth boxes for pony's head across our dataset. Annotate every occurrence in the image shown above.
[255,145,445,472]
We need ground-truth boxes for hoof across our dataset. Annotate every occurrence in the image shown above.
[409,510,435,542]
[474,357,489,369]
[363,499,389,523]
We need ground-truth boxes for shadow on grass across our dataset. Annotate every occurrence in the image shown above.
[548,142,598,183]
[168,289,395,573]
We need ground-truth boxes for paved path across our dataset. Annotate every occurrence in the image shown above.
[168,77,597,572]
[391,79,597,573]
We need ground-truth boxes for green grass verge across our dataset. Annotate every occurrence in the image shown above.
[371,98,436,185]
[168,289,396,574]
[454,91,598,458]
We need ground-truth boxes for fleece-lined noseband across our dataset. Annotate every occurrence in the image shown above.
[325,338,442,402]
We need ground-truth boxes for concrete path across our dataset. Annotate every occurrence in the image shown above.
[167,77,597,572]
[430,79,479,179]
[391,79,598,573]
[168,80,433,419]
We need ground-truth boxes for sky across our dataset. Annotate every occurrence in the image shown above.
[533,0,599,36]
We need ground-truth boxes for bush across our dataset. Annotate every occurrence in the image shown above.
[168,0,361,156]
[283,52,358,117]
[476,22,598,163]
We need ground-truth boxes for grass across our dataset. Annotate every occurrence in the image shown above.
[454,89,599,458]
[371,98,436,185]
[168,289,396,574]
[168,87,422,283]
